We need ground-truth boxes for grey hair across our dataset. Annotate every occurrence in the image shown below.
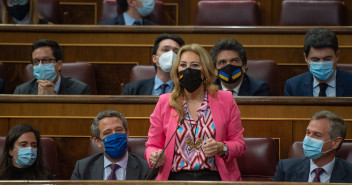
[311,110,346,150]
[91,110,128,139]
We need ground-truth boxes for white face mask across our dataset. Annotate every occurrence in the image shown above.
[156,50,176,72]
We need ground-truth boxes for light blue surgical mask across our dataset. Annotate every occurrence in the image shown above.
[14,147,37,168]
[33,63,57,81]
[137,0,155,17]
[309,61,335,81]
[303,136,333,159]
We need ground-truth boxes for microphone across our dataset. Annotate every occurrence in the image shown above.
[145,118,184,180]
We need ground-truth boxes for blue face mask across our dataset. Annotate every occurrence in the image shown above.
[103,133,127,159]
[309,61,335,81]
[14,147,37,168]
[137,0,155,17]
[33,63,57,81]
[303,136,333,159]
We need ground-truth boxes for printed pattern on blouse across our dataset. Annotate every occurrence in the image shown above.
[171,93,217,172]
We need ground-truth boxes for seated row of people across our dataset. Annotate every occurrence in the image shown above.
[3,28,352,97]
[1,108,351,182]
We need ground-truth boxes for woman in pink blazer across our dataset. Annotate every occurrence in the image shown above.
[145,44,246,181]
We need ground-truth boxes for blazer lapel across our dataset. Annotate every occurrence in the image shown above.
[208,92,223,141]
[330,159,348,183]
[292,158,310,182]
[335,69,345,97]
[304,73,314,96]
[126,153,140,180]
[238,75,249,96]
[90,154,104,180]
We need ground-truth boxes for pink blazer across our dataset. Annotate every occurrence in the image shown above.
[145,90,246,181]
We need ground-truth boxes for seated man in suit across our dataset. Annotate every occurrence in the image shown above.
[0,78,5,94]
[285,28,352,97]
[211,39,269,96]
[71,110,151,180]
[99,0,156,25]
[274,110,352,183]
[122,33,185,95]
[14,39,90,95]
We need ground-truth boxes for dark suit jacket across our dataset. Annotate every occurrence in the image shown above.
[0,78,5,94]
[215,74,269,96]
[122,78,154,95]
[99,14,156,25]
[284,68,352,96]
[274,158,352,183]
[70,153,151,180]
[13,75,91,95]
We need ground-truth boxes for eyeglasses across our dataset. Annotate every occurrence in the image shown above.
[32,58,56,66]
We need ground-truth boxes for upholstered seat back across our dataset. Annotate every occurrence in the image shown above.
[280,0,345,26]
[246,60,279,96]
[23,62,97,94]
[337,63,352,73]
[288,141,352,163]
[237,138,279,181]
[129,65,156,82]
[195,0,261,26]
[0,137,60,179]
[100,0,164,25]
[37,0,62,24]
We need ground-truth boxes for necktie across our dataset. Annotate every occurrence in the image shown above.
[313,168,325,182]
[107,164,119,180]
[133,21,141,25]
[160,84,168,95]
[318,83,328,97]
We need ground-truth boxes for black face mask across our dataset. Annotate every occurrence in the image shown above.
[218,64,243,84]
[6,2,30,21]
[178,68,202,93]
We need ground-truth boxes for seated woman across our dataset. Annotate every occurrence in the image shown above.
[1,0,48,24]
[0,124,52,180]
[145,44,246,181]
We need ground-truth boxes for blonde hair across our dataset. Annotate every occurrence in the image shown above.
[1,0,43,24]
[170,44,218,121]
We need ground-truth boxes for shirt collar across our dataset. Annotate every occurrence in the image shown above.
[103,151,129,170]
[153,75,174,90]
[220,80,243,96]
[54,75,61,94]
[313,70,337,89]
[12,13,31,24]
[309,157,335,176]
[123,12,143,25]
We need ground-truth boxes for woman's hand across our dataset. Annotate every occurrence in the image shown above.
[203,138,224,157]
[149,149,165,168]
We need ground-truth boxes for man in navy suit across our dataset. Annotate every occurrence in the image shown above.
[285,28,352,97]
[211,39,269,96]
[99,0,156,25]
[274,110,352,183]
[71,110,152,180]
[122,34,185,95]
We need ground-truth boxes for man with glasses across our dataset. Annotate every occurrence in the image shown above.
[14,39,91,95]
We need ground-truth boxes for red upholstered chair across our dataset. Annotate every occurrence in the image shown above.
[288,141,352,163]
[246,60,279,96]
[195,0,261,26]
[0,137,60,179]
[23,62,98,94]
[129,65,156,82]
[37,0,62,24]
[237,138,279,181]
[337,64,352,73]
[100,0,164,25]
[86,137,148,158]
[280,0,345,26]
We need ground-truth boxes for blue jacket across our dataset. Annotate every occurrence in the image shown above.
[284,68,352,96]
[274,158,352,183]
